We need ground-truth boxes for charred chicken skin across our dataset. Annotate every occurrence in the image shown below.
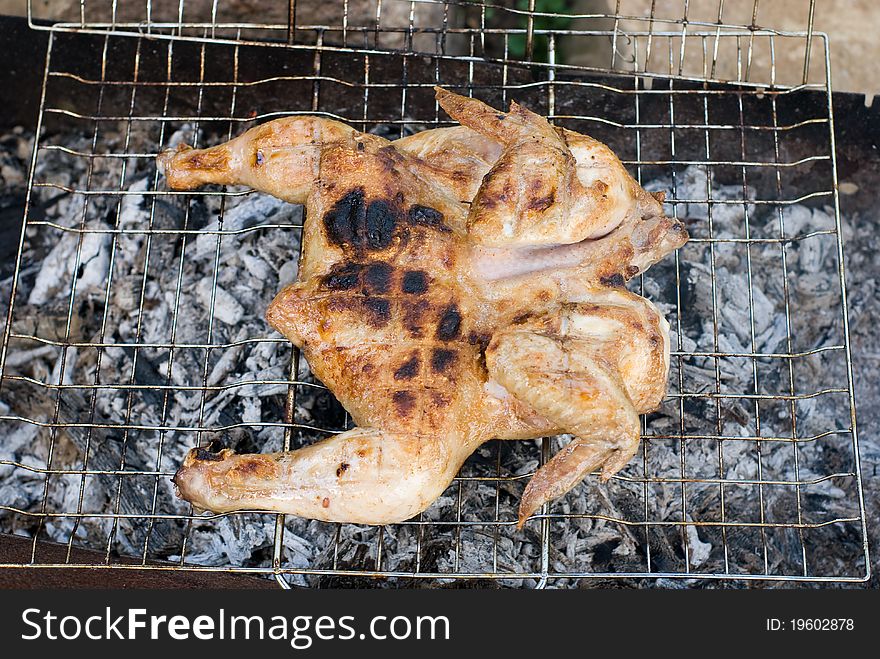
[160,88,688,527]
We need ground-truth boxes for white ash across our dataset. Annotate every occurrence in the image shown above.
[0,114,864,588]
[197,279,245,326]
[28,229,111,306]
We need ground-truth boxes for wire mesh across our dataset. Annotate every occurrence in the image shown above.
[27,0,821,86]
[0,1,869,586]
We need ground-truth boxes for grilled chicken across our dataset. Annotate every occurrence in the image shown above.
[161,88,688,527]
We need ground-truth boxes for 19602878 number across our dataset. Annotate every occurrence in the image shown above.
[790,619,854,631]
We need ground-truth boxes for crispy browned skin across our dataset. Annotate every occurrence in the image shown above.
[162,88,688,527]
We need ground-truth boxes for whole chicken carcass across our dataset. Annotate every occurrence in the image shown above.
[160,88,688,527]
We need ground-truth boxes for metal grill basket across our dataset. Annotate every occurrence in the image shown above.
[0,0,869,587]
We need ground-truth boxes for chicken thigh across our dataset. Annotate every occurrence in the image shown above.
[161,88,688,527]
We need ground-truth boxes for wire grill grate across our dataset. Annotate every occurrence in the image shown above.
[0,1,869,586]
[28,0,822,86]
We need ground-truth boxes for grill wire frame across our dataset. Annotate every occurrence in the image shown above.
[0,0,869,587]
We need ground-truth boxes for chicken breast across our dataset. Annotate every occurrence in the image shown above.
[161,88,688,527]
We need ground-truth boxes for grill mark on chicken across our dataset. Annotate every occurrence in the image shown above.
[392,390,416,417]
[365,200,400,249]
[323,188,401,252]
[527,193,555,211]
[430,348,457,373]
[324,192,450,259]
[525,177,556,212]
[394,355,420,380]
[361,298,391,326]
[325,295,393,329]
[467,331,491,349]
[436,304,462,341]
[321,262,362,290]
[401,270,429,294]
[323,188,366,247]
[363,261,394,294]
[407,204,450,232]
[403,299,431,337]
[600,273,626,288]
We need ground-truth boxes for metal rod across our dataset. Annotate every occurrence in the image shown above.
[802,0,816,84]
